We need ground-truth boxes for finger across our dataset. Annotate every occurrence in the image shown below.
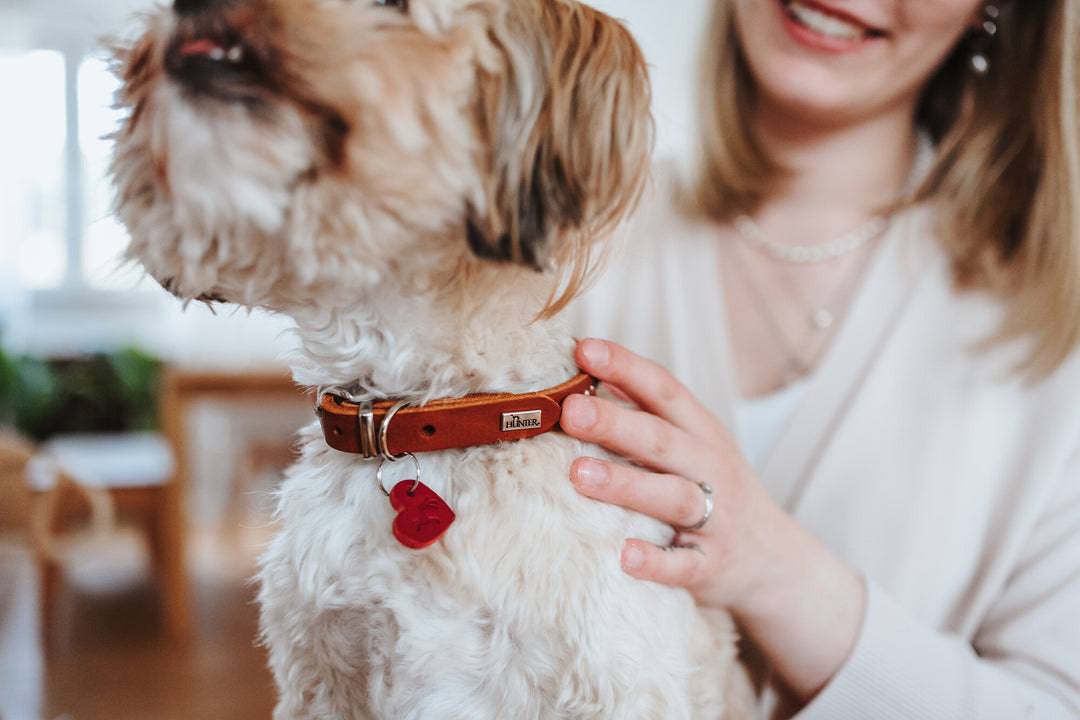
[621,538,707,589]
[596,380,635,406]
[571,457,713,532]
[576,339,728,441]
[562,393,713,478]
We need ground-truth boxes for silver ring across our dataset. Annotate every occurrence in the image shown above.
[376,452,421,497]
[672,481,712,533]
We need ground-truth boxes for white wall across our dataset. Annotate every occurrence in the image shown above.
[587,0,711,159]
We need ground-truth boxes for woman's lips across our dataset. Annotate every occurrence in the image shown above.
[779,0,887,52]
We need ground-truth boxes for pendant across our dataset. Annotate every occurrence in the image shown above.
[389,480,456,549]
[812,309,834,330]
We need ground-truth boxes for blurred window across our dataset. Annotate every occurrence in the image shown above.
[0,50,68,290]
[0,48,145,295]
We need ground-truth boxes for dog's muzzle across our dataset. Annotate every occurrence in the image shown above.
[165,0,276,104]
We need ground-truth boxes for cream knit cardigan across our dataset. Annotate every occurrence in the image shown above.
[569,177,1080,719]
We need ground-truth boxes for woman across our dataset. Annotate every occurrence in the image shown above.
[564,0,1080,717]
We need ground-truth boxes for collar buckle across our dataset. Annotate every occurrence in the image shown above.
[317,386,378,459]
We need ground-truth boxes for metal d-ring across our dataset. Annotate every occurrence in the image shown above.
[377,399,411,462]
[376,452,422,497]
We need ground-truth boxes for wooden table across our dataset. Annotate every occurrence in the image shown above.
[155,368,310,643]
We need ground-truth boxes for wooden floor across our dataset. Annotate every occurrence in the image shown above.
[44,523,277,720]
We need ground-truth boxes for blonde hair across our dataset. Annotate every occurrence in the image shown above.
[684,0,1080,377]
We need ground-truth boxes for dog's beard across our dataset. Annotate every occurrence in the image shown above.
[114,83,315,304]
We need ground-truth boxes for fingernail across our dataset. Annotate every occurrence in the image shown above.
[580,338,610,368]
[573,458,607,489]
[621,543,645,572]
[564,395,597,429]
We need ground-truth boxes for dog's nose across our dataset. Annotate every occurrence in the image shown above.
[174,0,229,15]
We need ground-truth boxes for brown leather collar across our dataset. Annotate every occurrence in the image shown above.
[317,372,598,458]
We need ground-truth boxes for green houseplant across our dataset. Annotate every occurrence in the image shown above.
[0,342,162,441]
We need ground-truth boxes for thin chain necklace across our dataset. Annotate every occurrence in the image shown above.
[724,235,878,386]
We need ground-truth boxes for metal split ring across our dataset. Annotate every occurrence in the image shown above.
[672,480,713,533]
[376,451,422,497]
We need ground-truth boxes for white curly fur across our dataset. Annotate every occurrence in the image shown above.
[109,0,754,717]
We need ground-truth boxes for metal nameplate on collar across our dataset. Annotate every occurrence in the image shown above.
[501,410,543,432]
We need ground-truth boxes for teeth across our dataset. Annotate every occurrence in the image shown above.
[787,0,867,40]
[207,46,226,61]
[226,45,244,63]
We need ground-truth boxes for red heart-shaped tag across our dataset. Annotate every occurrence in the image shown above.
[389,480,456,550]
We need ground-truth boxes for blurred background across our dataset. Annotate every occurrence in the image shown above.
[0,1,710,718]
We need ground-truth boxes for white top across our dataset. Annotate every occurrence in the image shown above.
[568,173,1080,718]
[735,380,810,471]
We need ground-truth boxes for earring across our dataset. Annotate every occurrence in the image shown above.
[969,3,1000,76]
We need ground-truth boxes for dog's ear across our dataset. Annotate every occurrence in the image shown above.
[468,0,652,284]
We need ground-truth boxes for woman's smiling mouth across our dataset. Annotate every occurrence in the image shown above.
[781,0,889,49]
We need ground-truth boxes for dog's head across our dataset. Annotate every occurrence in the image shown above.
[110,0,651,312]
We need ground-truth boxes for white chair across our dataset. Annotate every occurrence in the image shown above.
[23,431,184,648]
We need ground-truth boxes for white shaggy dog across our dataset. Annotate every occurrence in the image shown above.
[110,0,754,717]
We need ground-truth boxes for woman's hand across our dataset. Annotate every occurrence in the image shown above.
[560,338,867,702]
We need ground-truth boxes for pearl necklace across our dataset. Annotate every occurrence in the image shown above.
[733,213,889,264]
